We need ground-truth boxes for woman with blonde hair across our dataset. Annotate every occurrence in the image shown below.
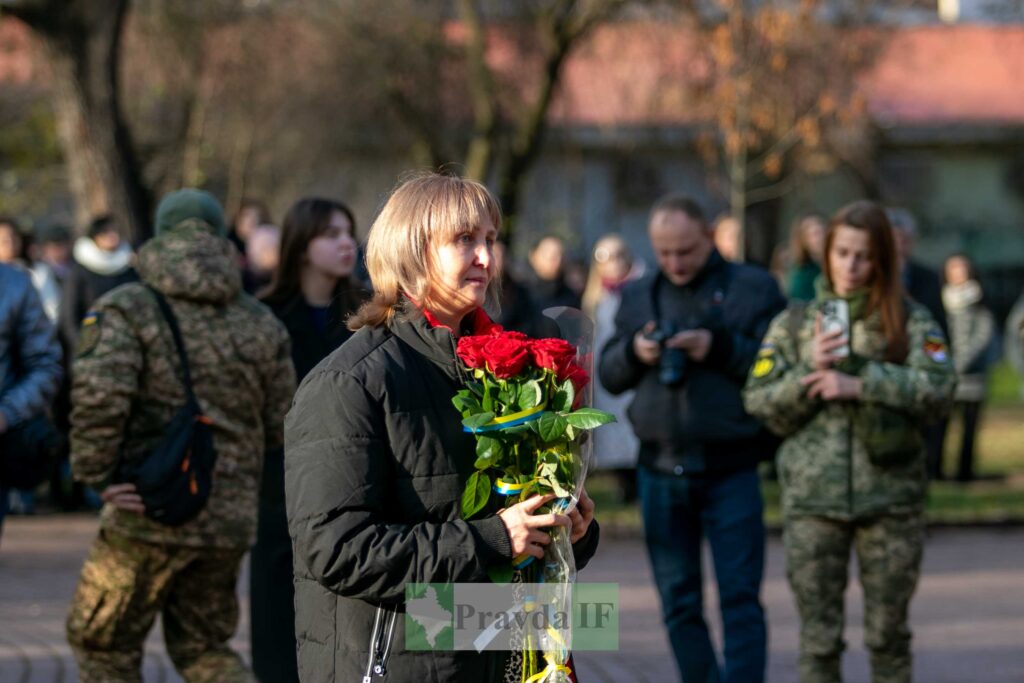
[744,200,955,682]
[785,212,827,301]
[284,173,599,683]
[582,234,642,501]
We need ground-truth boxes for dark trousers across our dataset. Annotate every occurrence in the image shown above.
[0,486,7,544]
[250,452,299,683]
[953,401,983,482]
[923,420,949,480]
[638,466,767,683]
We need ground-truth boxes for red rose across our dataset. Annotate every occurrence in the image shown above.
[529,338,577,374]
[457,334,492,369]
[482,332,531,379]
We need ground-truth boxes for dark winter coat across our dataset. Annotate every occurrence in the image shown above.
[251,288,367,683]
[599,251,786,475]
[904,259,948,338]
[284,304,599,683]
[59,239,138,347]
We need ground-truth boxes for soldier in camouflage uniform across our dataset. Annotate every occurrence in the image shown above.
[743,201,956,683]
[66,189,296,683]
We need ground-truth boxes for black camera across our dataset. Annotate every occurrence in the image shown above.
[646,321,687,387]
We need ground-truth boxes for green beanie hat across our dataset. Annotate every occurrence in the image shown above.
[154,189,227,237]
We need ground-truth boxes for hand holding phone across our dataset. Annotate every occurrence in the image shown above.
[812,300,850,369]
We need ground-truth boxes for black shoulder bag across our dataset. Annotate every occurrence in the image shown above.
[117,288,217,525]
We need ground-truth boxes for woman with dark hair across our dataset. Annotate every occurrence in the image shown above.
[785,212,827,301]
[285,174,599,682]
[251,197,369,683]
[942,253,996,482]
[744,200,955,683]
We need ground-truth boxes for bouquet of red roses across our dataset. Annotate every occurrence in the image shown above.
[455,329,613,527]
[454,326,614,682]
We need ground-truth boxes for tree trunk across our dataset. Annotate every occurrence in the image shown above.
[495,29,573,243]
[10,0,153,243]
[49,74,108,231]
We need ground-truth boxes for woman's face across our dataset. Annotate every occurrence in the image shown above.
[593,238,630,281]
[530,237,564,281]
[306,211,357,280]
[802,218,826,262]
[945,256,970,286]
[427,217,496,320]
[0,224,21,264]
[828,225,873,296]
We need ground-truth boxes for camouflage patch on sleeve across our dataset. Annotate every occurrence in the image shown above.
[75,311,103,358]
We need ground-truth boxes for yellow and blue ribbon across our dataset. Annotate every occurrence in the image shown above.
[463,402,547,434]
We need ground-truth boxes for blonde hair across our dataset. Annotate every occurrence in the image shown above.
[581,234,632,317]
[349,172,503,330]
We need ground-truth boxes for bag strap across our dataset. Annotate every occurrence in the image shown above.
[146,286,200,412]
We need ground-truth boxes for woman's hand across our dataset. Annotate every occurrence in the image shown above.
[100,483,145,514]
[800,370,863,401]
[569,488,596,544]
[497,494,571,559]
[811,313,848,370]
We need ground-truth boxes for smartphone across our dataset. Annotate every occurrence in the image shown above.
[820,299,850,358]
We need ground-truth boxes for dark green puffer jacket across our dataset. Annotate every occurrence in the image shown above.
[285,306,600,683]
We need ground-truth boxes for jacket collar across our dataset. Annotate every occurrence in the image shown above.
[388,299,497,384]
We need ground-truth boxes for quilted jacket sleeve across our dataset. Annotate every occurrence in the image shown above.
[285,367,512,604]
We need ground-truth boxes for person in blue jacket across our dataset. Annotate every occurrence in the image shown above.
[0,263,62,540]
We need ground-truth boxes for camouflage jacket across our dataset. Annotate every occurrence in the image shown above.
[70,221,296,548]
[742,294,956,520]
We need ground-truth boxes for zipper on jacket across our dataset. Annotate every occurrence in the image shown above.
[449,334,472,385]
[363,605,398,682]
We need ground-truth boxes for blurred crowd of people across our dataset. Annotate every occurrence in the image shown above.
[1,180,1024,683]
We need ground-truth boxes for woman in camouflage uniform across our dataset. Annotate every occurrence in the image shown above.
[743,201,956,683]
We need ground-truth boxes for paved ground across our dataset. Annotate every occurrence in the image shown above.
[1,515,1023,682]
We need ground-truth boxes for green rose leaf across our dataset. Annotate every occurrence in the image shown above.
[538,461,558,479]
[466,380,485,398]
[549,477,571,498]
[537,412,568,443]
[518,380,543,410]
[565,407,617,430]
[452,392,482,415]
[460,471,491,519]
[500,423,532,437]
[462,412,496,432]
[476,435,503,462]
[553,378,575,413]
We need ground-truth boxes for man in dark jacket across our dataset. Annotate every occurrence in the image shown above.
[888,207,950,479]
[599,194,785,683]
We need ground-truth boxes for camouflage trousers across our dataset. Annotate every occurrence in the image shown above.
[66,529,253,683]
[783,514,924,683]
